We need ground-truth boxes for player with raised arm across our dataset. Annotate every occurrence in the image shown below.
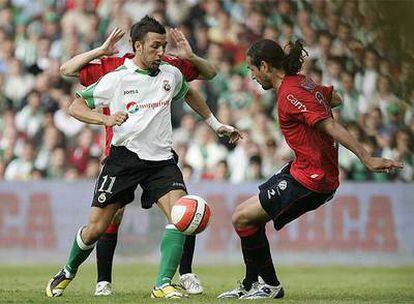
[59,26,217,296]
[46,16,241,299]
[217,39,403,299]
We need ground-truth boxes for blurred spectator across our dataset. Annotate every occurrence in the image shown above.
[61,0,95,38]
[355,49,379,100]
[218,73,252,112]
[54,94,84,137]
[260,138,282,178]
[246,155,264,181]
[337,71,366,123]
[4,58,35,106]
[15,90,44,138]
[322,56,342,88]
[172,114,197,145]
[313,30,333,72]
[391,130,414,182]
[211,160,230,181]
[227,131,259,183]
[368,75,403,124]
[34,126,63,171]
[331,22,352,57]
[47,147,67,179]
[4,141,35,181]
[69,127,98,174]
[64,167,80,181]
[363,108,384,138]
[185,124,227,173]
[0,74,13,112]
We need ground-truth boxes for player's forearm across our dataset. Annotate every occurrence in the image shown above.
[187,54,217,80]
[60,48,105,77]
[317,118,370,163]
[184,87,212,119]
[69,97,106,125]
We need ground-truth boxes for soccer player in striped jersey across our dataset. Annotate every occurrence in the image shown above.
[59,26,216,296]
[46,16,241,299]
[218,39,403,299]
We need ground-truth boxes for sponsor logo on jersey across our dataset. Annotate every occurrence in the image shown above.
[163,80,171,91]
[126,101,139,114]
[124,89,139,95]
[286,94,308,112]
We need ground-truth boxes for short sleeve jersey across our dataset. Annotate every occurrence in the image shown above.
[78,53,199,157]
[277,74,339,192]
[76,58,189,161]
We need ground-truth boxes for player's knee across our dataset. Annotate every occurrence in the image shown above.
[232,211,261,238]
[232,205,250,229]
[83,222,107,243]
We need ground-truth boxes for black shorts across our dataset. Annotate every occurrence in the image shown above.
[259,163,335,230]
[92,146,187,209]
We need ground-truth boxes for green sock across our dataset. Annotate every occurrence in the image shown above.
[155,225,186,287]
[64,227,95,277]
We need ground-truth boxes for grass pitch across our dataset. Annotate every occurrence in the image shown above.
[0,263,413,303]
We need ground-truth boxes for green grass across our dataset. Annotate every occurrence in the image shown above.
[0,264,413,303]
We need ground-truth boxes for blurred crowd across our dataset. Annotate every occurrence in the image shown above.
[0,0,413,183]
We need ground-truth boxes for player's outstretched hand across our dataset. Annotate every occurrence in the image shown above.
[216,125,243,144]
[99,27,125,56]
[363,156,403,173]
[104,111,128,127]
[169,28,194,59]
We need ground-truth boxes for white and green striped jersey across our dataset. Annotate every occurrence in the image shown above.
[76,58,189,161]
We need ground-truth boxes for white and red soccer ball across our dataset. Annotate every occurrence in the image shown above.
[171,195,211,235]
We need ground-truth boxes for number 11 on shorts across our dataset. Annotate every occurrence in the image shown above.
[98,175,116,193]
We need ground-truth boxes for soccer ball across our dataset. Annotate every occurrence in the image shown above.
[171,195,211,235]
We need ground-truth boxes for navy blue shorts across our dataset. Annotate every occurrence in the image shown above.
[259,163,335,230]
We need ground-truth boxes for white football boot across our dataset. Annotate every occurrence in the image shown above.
[240,283,284,299]
[179,273,203,295]
[217,281,260,299]
[94,281,112,296]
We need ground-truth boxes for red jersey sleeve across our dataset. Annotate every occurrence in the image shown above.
[79,62,104,87]
[79,56,127,86]
[162,55,199,82]
[319,85,333,104]
[283,87,332,127]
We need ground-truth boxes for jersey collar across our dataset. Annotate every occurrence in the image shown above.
[124,58,159,76]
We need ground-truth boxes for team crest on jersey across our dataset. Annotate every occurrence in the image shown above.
[163,80,171,91]
[126,101,139,114]
[301,77,317,91]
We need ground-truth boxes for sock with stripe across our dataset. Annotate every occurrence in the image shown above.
[236,225,280,287]
[64,227,95,277]
[96,223,119,283]
[155,224,186,287]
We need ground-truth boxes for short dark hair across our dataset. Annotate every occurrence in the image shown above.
[130,15,166,52]
[247,39,308,75]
